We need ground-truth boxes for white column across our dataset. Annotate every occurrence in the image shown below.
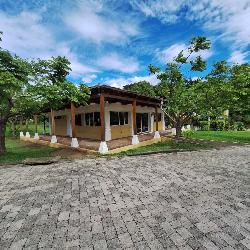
[66,113,72,137]
[130,110,134,136]
[105,107,111,141]
[162,112,165,131]
[150,112,154,132]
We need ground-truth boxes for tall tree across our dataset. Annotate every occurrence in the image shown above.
[123,81,156,97]
[149,37,211,138]
[0,49,31,154]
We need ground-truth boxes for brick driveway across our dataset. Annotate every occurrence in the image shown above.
[0,146,250,250]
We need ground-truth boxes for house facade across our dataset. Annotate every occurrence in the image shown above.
[48,85,165,153]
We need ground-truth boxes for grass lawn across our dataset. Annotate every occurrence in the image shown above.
[114,140,214,157]
[0,138,55,165]
[189,130,250,143]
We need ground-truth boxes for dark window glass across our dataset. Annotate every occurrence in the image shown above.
[75,114,82,126]
[89,113,94,126]
[55,116,62,119]
[119,112,124,125]
[110,112,119,125]
[94,112,101,126]
[124,112,128,124]
[85,113,90,126]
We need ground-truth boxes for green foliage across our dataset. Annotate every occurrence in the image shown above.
[232,122,245,131]
[182,130,195,138]
[210,120,225,131]
[199,121,210,131]
[190,56,206,71]
[123,81,156,97]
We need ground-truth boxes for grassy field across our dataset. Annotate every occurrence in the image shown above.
[5,123,48,137]
[0,138,55,165]
[114,140,214,157]
[189,130,250,143]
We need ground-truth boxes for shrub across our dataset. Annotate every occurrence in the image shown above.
[210,120,225,131]
[182,130,194,138]
[199,121,209,131]
[233,122,245,131]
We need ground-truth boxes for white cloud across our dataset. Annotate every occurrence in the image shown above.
[228,51,249,64]
[156,43,213,63]
[64,1,139,44]
[131,0,250,49]
[97,53,139,73]
[0,11,98,78]
[104,74,159,89]
[81,74,97,83]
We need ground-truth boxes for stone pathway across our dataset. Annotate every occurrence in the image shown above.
[0,146,250,249]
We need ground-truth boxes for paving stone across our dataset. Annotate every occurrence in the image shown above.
[0,146,249,249]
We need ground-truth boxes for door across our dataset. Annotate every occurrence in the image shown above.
[136,113,149,133]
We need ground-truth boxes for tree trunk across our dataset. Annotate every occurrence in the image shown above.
[20,117,23,131]
[0,118,6,155]
[175,116,182,139]
[25,119,29,131]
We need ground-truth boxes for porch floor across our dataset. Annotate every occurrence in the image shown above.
[39,130,171,151]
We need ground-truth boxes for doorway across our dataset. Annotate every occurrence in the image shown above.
[136,113,149,133]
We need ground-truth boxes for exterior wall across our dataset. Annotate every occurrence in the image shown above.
[49,102,164,141]
[111,125,131,140]
[55,116,67,136]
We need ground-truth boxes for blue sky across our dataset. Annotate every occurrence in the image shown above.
[0,0,249,88]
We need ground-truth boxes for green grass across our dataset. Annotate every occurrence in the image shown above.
[0,138,55,165]
[189,130,250,143]
[113,140,214,157]
[5,122,48,138]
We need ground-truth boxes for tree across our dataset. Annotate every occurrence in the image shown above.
[32,57,90,111]
[0,49,31,154]
[149,37,211,138]
[229,63,250,126]
[123,81,156,97]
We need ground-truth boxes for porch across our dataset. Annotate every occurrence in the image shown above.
[21,131,172,154]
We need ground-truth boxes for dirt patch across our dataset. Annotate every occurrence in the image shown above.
[50,148,96,160]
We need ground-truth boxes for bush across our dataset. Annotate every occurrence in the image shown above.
[233,122,245,131]
[182,130,195,138]
[210,120,225,131]
[199,121,209,131]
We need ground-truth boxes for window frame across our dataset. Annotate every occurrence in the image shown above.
[110,111,129,126]
[85,112,101,127]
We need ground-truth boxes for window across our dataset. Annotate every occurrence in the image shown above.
[55,116,62,119]
[110,112,119,125]
[154,113,162,122]
[110,111,128,126]
[94,112,101,126]
[85,112,100,126]
[75,114,82,126]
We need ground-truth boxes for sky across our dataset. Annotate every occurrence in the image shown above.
[0,0,250,88]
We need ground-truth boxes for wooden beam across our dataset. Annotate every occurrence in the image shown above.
[155,106,159,131]
[71,102,76,138]
[100,94,105,141]
[133,99,137,135]
[91,94,161,107]
[51,109,55,135]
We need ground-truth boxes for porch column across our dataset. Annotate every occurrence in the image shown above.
[154,106,161,139]
[99,94,108,153]
[50,109,57,143]
[70,102,79,148]
[34,115,39,139]
[132,99,139,144]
